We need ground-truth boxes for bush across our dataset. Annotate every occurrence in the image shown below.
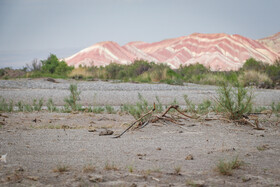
[41,54,73,76]
[214,83,253,120]
[238,70,272,87]
[64,84,81,111]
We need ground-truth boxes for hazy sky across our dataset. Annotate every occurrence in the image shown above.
[0,0,279,68]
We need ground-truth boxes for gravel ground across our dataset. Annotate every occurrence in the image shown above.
[0,112,280,186]
[0,78,280,107]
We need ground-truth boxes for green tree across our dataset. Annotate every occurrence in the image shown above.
[41,54,73,75]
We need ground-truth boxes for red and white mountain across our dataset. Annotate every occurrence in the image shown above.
[258,32,280,55]
[64,33,280,71]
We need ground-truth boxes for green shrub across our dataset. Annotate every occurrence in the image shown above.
[216,156,243,176]
[32,98,43,111]
[270,102,280,113]
[105,105,116,114]
[64,84,81,111]
[214,83,253,120]
[47,98,57,112]
[0,97,13,112]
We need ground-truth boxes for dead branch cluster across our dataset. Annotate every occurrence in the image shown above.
[114,103,267,138]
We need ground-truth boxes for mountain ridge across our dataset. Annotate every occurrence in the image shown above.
[65,32,280,71]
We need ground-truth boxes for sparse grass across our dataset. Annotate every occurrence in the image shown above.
[216,156,244,176]
[270,102,280,113]
[174,166,181,175]
[32,98,43,111]
[257,144,269,151]
[104,162,118,171]
[53,164,70,173]
[47,98,57,112]
[105,105,116,114]
[83,164,96,173]
[0,96,13,112]
[128,165,134,173]
[186,179,204,187]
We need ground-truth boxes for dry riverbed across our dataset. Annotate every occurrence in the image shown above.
[0,111,280,186]
[0,79,280,186]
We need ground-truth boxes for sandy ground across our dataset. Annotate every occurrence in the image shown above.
[0,111,280,186]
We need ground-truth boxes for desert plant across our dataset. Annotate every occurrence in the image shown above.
[0,97,13,112]
[53,164,70,173]
[105,105,116,114]
[197,99,212,114]
[32,98,43,111]
[214,83,253,120]
[47,98,57,112]
[174,166,181,175]
[104,162,118,171]
[270,102,280,113]
[64,84,81,111]
[238,70,272,87]
[216,156,243,176]
[183,95,196,113]
[83,164,95,173]
[92,106,105,113]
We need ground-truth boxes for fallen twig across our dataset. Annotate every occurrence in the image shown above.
[113,104,155,138]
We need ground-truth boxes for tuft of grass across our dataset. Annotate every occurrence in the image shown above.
[104,162,118,171]
[270,102,280,113]
[174,166,181,175]
[0,96,13,112]
[128,165,134,173]
[216,156,244,176]
[53,164,70,173]
[105,105,116,114]
[47,98,57,112]
[32,98,44,111]
[83,164,95,173]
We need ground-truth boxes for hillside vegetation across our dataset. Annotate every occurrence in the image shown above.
[1,54,280,88]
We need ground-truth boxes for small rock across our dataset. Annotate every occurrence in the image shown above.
[99,129,114,136]
[179,131,183,133]
[88,127,96,132]
[88,174,103,182]
[130,183,137,187]
[156,147,161,151]
[185,154,194,160]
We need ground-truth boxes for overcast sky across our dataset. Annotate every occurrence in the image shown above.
[0,0,279,68]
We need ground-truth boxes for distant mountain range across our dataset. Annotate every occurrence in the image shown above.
[64,32,280,71]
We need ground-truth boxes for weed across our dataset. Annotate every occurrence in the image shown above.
[83,164,95,173]
[197,99,212,114]
[257,144,269,151]
[128,165,134,173]
[155,96,163,113]
[105,105,116,114]
[53,164,70,173]
[214,83,253,120]
[92,106,105,113]
[270,102,280,113]
[16,101,23,112]
[64,84,81,111]
[216,156,244,176]
[174,166,181,175]
[104,162,118,171]
[183,95,196,113]
[0,97,13,112]
[32,98,43,111]
[47,98,57,112]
